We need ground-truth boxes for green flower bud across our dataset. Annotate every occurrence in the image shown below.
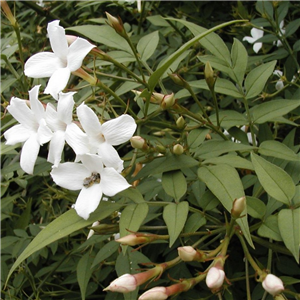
[105,12,125,36]
[176,116,185,129]
[173,144,184,155]
[204,61,216,90]
[161,93,175,110]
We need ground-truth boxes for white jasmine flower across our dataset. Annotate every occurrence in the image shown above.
[77,103,137,172]
[243,27,264,53]
[274,21,285,47]
[4,85,52,174]
[24,20,95,100]
[50,153,130,219]
[273,70,284,90]
[45,92,89,166]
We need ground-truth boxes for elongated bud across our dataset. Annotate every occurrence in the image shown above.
[231,196,246,219]
[105,12,125,36]
[161,93,175,109]
[155,144,166,154]
[178,246,197,261]
[168,73,189,88]
[139,287,168,300]
[173,144,184,155]
[1,1,16,26]
[204,61,216,90]
[116,233,156,246]
[262,274,284,296]
[206,267,225,291]
[176,116,185,129]
[103,273,137,292]
[130,136,149,151]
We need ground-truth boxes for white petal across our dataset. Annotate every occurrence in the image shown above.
[57,92,76,124]
[7,97,35,129]
[242,36,255,44]
[44,68,71,100]
[45,103,59,131]
[28,85,45,119]
[47,130,66,167]
[97,142,123,172]
[77,103,102,135]
[4,124,31,145]
[100,167,130,197]
[79,153,104,173]
[37,120,53,144]
[74,183,103,219]
[67,37,95,72]
[20,134,40,174]
[65,123,90,154]
[275,80,284,91]
[47,20,68,60]
[273,70,283,77]
[50,162,90,190]
[24,52,64,78]
[253,42,262,53]
[251,27,264,39]
[102,114,137,145]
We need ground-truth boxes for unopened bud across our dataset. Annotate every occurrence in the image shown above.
[139,286,168,300]
[262,274,284,296]
[176,116,185,129]
[168,73,188,88]
[105,12,125,36]
[103,273,137,293]
[1,1,16,26]
[173,144,184,155]
[231,196,246,219]
[204,61,216,90]
[130,136,148,151]
[155,144,166,154]
[206,267,225,290]
[178,246,197,261]
[161,93,175,109]
[116,234,151,246]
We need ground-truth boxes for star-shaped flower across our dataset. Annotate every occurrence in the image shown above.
[4,85,53,174]
[50,154,131,219]
[45,92,89,166]
[24,20,95,100]
[243,27,264,53]
[77,103,137,172]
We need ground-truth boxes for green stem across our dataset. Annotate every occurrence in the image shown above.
[211,88,220,128]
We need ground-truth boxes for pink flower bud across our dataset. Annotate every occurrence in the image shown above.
[231,196,246,219]
[262,274,284,296]
[161,93,175,109]
[105,12,125,35]
[130,136,148,151]
[178,246,197,262]
[206,267,225,290]
[116,234,149,246]
[103,273,137,293]
[138,286,168,300]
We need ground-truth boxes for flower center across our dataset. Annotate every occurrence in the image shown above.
[83,172,101,188]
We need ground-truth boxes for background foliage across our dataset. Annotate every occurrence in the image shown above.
[1,1,300,299]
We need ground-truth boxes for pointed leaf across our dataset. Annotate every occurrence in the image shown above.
[245,60,277,99]
[258,140,299,161]
[137,31,159,61]
[278,208,300,263]
[258,215,282,241]
[251,152,295,205]
[92,241,120,268]
[163,201,189,247]
[148,20,246,91]
[6,202,124,283]
[250,99,300,124]
[231,38,248,85]
[162,171,187,202]
[198,164,253,247]
[77,252,94,300]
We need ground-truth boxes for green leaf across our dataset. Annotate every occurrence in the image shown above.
[250,99,300,124]
[77,252,94,300]
[6,201,124,283]
[195,140,255,159]
[258,215,282,241]
[119,203,148,240]
[197,164,253,247]
[187,129,210,150]
[67,25,133,54]
[231,38,248,86]
[278,208,300,263]
[251,153,295,205]
[133,155,199,179]
[244,60,277,99]
[203,154,254,171]
[137,31,159,61]
[184,213,206,233]
[198,55,231,75]
[163,202,189,247]
[170,18,232,65]
[92,241,120,268]
[162,170,187,202]
[118,187,145,203]
[246,196,266,219]
[258,140,299,161]
[209,110,248,128]
[148,19,246,91]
